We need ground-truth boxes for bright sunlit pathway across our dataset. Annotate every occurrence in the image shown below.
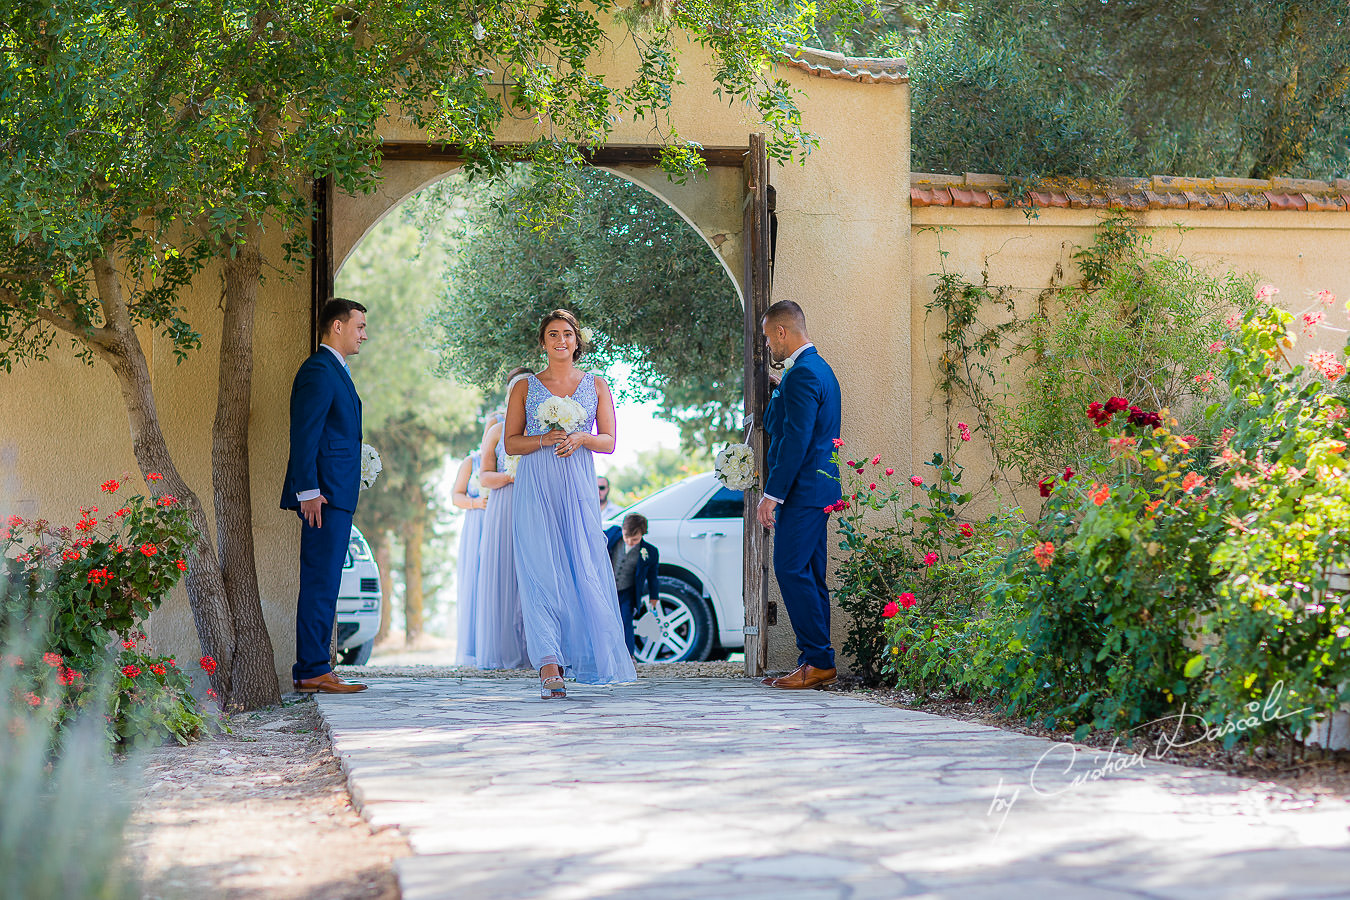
[317,678,1350,900]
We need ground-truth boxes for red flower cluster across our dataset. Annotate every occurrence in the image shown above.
[909,475,923,487]
[199,655,218,674]
[100,479,120,493]
[61,548,81,562]
[57,666,82,686]
[822,498,850,514]
[146,472,164,482]
[1033,541,1055,570]
[959,523,974,537]
[156,495,178,507]
[957,422,971,442]
[87,568,113,586]
[140,543,158,556]
[832,438,844,449]
[42,652,63,668]
[922,551,938,567]
[1087,397,1129,427]
[122,664,142,678]
[113,507,130,518]
[150,664,167,677]
[176,559,188,572]
[882,601,899,618]
[1038,467,1075,498]
[898,592,917,610]
[1125,407,1163,430]
[75,516,97,533]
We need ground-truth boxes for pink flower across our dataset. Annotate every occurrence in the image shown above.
[1317,290,1336,306]
[42,652,62,668]
[1255,284,1279,302]
[868,483,877,491]
[1224,313,1240,328]
[957,422,972,442]
[882,601,899,619]
[909,475,923,487]
[1207,341,1225,354]
[884,468,894,476]
[1303,311,1324,336]
[922,552,938,567]
[959,523,974,537]
[1231,473,1257,491]
[871,456,881,466]
[899,592,917,610]
[832,439,844,449]
[846,460,856,468]
[1309,350,1347,382]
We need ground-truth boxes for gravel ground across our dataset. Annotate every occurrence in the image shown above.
[127,698,409,900]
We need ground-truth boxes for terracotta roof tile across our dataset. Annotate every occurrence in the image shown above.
[779,47,907,84]
[911,173,1350,213]
[1265,191,1307,211]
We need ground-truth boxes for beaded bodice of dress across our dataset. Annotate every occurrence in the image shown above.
[524,372,598,437]
[495,431,509,472]
[467,451,482,499]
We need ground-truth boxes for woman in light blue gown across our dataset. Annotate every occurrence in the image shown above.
[470,372,533,669]
[504,310,636,698]
[452,423,492,666]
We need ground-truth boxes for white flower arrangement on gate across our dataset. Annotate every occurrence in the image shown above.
[360,444,382,490]
[537,396,587,434]
[714,443,757,491]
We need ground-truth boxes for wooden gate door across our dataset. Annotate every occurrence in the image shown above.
[742,133,772,677]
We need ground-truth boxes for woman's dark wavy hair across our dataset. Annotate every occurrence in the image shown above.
[536,308,589,361]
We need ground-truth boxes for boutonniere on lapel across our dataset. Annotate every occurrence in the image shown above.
[781,357,794,371]
[640,547,648,561]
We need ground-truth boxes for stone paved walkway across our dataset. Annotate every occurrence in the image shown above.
[317,677,1350,900]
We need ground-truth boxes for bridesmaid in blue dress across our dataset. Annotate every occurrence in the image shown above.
[451,420,492,667]
[470,370,533,669]
[504,310,636,698]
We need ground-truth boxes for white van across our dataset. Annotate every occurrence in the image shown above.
[335,525,381,665]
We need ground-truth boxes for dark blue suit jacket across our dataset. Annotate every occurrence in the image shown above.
[280,348,363,514]
[604,526,661,604]
[764,346,842,508]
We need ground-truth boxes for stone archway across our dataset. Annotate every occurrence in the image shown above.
[318,137,776,673]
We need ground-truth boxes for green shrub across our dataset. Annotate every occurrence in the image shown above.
[1,635,137,900]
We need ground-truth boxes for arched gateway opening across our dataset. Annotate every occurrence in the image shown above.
[318,139,777,674]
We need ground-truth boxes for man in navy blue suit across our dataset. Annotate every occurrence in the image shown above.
[281,298,370,694]
[756,300,843,690]
[604,514,662,658]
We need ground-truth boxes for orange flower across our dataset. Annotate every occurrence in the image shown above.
[1182,472,1205,492]
[1033,542,1055,570]
[1090,483,1110,506]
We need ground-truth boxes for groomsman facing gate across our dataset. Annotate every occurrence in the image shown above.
[756,300,843,690]
[280,297,370,695]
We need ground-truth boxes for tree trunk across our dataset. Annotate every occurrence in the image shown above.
[402,514,425,644]
[87,256,236,700]
[210,231,281,710]
[373,534,394,644]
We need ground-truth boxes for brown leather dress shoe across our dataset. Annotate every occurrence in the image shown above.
[768,664,837,690]
[293,672,368,694]
[762,664,805,687]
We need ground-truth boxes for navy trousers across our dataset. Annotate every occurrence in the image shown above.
[773,503,834,670]
[617,586,638,655]
[293,507,353,683]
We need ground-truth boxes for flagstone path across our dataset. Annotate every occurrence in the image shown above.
[317,677,1350,900]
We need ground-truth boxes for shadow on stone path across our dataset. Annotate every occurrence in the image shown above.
[317,677,1350,900]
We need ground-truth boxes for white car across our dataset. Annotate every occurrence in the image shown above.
[335,526,381,665]
[605,472,744,663]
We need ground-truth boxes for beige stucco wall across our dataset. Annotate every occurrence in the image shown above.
[0,20,910,685]
[910,206,1350,513]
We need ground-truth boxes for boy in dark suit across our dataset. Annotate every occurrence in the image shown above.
[604,513,661,658]
[280,297,369,695]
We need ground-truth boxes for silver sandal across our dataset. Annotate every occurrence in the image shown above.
[540,669,566,700]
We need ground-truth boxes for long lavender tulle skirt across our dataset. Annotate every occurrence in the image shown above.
[453,505,486,666]
[512,447,636,685]
[469,484,530,669]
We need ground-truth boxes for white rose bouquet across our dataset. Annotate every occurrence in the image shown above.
[360,443,382,490]
[504,455,520,478]
[537,396,588,434]
[714,443,757,491]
